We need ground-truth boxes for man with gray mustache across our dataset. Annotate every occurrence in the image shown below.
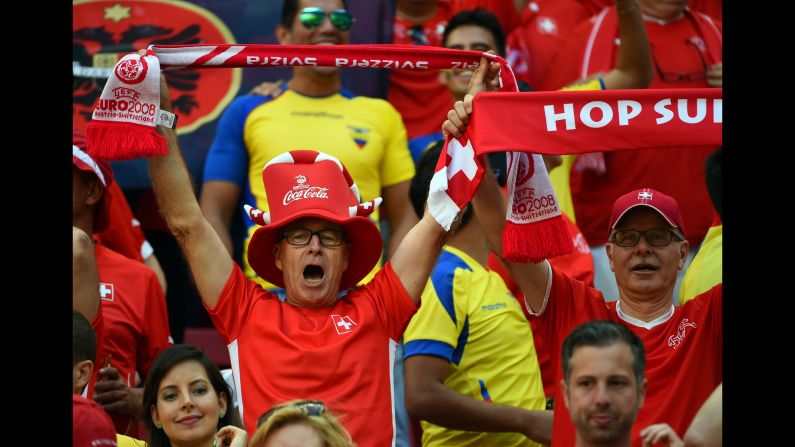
[461,168,722,445]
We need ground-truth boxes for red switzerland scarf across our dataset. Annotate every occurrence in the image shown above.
[87,44,721,263]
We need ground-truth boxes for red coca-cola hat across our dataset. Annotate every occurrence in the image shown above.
[245,150,383,290]
[608,188,686,236]
[73,129,114,232]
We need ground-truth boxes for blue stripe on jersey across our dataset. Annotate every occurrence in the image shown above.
[451,315,469,365]
[478,379,493,402]
[408,132,443,164]
[598,77,606,90]
[340,88,356,99]
[430,250,472,325]
[404,339,455,362]
[203,95,273,184]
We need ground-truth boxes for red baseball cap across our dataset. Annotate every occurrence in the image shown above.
[608,188,686,235]
[73,395,118,447]
[73,129,114,232]
[245,150,383,290]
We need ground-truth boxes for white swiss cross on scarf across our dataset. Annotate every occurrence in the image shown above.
[427,136,484,230]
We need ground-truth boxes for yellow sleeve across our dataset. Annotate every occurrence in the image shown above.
[380,102,415,187]
[549,155,577,222]
[679,225,722,304]
[116,434,147,447]
[560,78,605,91]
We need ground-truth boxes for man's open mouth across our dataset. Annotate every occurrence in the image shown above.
[632,263,659,272]
[303,264,325,284]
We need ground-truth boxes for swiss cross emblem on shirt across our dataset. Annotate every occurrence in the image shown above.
[331,315,357,335]
[537,17,558,35]
[99,282,115,301]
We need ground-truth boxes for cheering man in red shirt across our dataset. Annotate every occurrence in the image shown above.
[444,77,721,446]
[144,66,528,444]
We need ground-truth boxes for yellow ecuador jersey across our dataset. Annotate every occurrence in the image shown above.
[204,87,415,289]
[403,246,546,447]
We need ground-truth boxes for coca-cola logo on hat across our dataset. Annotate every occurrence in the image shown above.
[283,174,329,205]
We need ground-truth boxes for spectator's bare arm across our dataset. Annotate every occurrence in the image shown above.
[600,0,654,90]
[442,57,550,313]
[405,355,552,444]
[683,383,722,447]
[148,69,233,308]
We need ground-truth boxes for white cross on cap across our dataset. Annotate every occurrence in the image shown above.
[637,191,653,201]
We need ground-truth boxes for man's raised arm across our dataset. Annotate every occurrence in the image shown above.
[148,73,233,308]
[389,210,447,304]
[391,56,502,304]
[442,56,550,313]
[594,0,653,90]
[471,158,550,313]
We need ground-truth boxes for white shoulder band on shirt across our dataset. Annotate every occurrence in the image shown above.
[525,260,552,317]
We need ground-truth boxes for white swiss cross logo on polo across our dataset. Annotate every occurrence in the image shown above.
[331,315,357,335]
[99,282,115,302]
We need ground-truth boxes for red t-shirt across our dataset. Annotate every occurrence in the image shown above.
[389,0,519,139]
[543,11,722,248]
[532,268,722,446]
[206,262,418,445]
[91,243,173,436]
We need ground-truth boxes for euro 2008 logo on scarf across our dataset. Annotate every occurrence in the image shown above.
[114,57,148,84]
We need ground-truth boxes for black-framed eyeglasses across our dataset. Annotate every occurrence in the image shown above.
[610,229,682,247]
[650,39,707,83]
[407,25,429,45]
[299,7,354,31]
[257,400,326,427]
[281,228,346,247]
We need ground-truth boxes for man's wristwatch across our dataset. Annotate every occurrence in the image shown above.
[157,110,178,129]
